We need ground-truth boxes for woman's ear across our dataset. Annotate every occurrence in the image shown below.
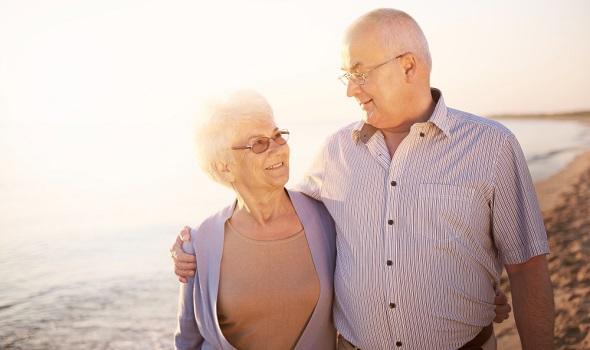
[215,161,235,183]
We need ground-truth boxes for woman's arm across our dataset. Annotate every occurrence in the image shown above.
[174,275,203,350]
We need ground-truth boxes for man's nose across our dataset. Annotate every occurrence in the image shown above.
[346,79,362,97]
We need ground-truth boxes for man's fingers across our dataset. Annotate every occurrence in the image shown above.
[180,226,191,241]
[170,226,191,254]
[170,239,196,262]
[170,226,196,282]
[175,268,195,278]
[176,261,197,270]
[174,250,196,263]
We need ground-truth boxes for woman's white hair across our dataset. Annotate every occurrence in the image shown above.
[351,8,432,73]
[195,90,274,187]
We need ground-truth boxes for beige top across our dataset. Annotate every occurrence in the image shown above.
[217,221,320,350]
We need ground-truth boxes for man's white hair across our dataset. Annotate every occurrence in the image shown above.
[195,90,274,187]
[352,8,432,73]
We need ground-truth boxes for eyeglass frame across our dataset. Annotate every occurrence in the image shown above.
[338,52,410,86]
[231,129,290,154]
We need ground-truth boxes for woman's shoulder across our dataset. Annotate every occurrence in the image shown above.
[288,189,322,209]
[288,190,333,225]
[185,203,234,250]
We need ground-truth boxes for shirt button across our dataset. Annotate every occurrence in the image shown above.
[391,180,397,186]
[389,302,396,309]
[396,341,402,347]
[386,260,392,266]
[388,219,394,225]
[419,132,425,137]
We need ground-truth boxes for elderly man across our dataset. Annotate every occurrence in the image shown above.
[172,8,554,350]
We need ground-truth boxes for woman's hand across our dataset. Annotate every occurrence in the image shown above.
[170,226,197,283]
[493,290,512,323]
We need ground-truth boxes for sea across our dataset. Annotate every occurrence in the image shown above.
[1,118,589,349]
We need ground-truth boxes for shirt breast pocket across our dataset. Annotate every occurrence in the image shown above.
[416,184,475,242]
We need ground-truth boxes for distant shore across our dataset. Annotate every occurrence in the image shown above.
[489,110,590,123]
[496,150,590,349]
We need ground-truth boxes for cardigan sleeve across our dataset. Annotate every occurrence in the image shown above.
[174,276,203,349]
[174,237,203,349]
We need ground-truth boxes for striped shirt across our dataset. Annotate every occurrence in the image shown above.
[295,89,549,349]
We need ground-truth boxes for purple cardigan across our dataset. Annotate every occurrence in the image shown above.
[174,190,337,349]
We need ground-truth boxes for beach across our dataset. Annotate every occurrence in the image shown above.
[496,150,590,349]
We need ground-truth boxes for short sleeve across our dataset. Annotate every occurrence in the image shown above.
[491,133,550,265]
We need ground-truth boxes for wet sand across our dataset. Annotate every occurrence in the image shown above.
[496,151,590,349]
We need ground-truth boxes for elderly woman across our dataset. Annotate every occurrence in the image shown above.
[174,90,336,349]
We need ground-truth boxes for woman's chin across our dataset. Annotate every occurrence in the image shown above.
[272,173,289,189]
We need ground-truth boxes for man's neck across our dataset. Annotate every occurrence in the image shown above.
[381,88,436,157]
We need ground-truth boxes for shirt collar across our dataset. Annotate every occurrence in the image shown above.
[428,88,451,137]
[352,88,451,144]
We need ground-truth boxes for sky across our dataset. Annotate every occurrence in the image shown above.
[1,0,589,127]
[1,0,589,235]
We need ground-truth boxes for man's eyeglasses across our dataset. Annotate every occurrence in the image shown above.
[231,130,290,154]
[338,52,409,86]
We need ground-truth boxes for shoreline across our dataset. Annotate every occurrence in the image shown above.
[496,150,590,349]
[489,110,590,123]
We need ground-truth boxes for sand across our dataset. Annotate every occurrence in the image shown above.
[495,150,590,349]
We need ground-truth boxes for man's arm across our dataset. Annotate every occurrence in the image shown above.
[505,254,555,350]
[489,133,553,346]
[170,226,196,283]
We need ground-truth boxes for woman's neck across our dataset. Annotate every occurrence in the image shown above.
[232,186,293,226]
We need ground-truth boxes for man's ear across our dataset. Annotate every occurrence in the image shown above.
[215,161,235,183]
[402,54,417,81]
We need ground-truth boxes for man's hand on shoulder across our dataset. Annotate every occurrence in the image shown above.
[169,226,197,283]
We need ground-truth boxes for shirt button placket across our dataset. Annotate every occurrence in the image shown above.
[386,165,399,343]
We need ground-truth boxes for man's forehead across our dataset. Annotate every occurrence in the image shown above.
[341,41,385,71]
[340,26,388,71]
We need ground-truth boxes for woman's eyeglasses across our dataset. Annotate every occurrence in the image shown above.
[231,130,290,154]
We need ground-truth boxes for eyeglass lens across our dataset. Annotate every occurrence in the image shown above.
[251,132,288,154]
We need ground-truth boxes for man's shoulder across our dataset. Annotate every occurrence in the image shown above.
[315,121,361,154]
[448,108,514,139]
[325,121,360,143]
